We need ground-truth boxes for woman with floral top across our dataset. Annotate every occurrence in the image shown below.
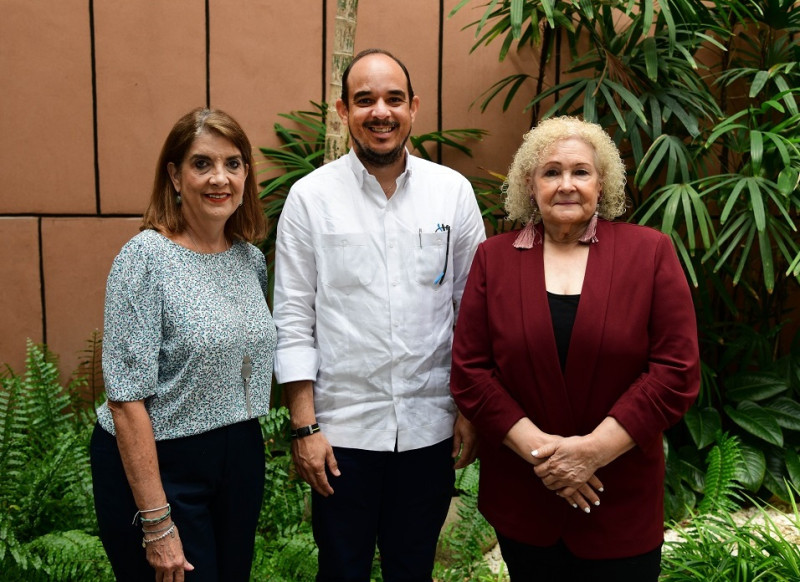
[90,108,276,582]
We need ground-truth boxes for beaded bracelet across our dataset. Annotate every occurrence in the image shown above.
[141,505,171,525]
[142,521,174,535]
[132,503,171,526]
[142,524,176,548]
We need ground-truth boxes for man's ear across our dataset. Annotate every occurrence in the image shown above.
[335,98,349,124]
[409,95,420,124]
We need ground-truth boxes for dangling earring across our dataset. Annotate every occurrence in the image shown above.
[175,191,182,206]
[513,220,540,249]
[513,198,542,249]
[579,209,599,244]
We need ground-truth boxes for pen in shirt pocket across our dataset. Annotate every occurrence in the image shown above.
[434,224,451,286]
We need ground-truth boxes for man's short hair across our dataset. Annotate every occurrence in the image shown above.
[340,48,415,105]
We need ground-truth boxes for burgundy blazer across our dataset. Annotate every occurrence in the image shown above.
[451,220,700,559]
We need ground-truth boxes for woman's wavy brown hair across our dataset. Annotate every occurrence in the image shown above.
[141,108,265,242]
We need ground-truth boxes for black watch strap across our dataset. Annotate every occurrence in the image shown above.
[290,423,320,439]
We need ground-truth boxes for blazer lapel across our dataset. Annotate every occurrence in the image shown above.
[565,221,614,427]
[519,240,578,435]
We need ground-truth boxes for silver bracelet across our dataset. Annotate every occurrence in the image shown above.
[141,524,176,548]
[142,521,174,535]
[132,503,171,525]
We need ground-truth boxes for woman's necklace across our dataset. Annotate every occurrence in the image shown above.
[185,227,230,254]
[184,227,252,416]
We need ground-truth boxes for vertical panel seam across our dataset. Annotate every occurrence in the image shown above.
[206,0,211,106]
[437,0,444,164]
[90,0,100,214]
[322,0,327,103]
[38,218,47,344]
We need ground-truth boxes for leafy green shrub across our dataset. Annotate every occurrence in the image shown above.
[433,461,502,582]
[662,499,800,581]
[663,437,800,580]
[250,407,318,580]
[0,339,111,581]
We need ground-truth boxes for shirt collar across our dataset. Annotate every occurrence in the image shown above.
[345,148,415,189]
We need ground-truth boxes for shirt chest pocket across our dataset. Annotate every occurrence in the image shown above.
[319,233,377,291]
[415,232,447,286]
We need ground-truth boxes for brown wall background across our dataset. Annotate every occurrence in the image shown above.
[0,0,537,379]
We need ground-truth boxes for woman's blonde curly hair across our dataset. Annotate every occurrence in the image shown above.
[504,116,627,224]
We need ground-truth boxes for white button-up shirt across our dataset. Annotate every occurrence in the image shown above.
[273,149,485,451]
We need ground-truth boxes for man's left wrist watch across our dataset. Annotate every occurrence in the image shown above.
[290,423,320,439]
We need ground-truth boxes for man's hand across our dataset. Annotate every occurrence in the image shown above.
[452,413,478,469]
[291,432,340,497]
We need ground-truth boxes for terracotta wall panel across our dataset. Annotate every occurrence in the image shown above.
[95,1,207,216]
[210,0,325,158]
[41,218,141,381]
[0,0,95,214]
[441,0,537,179]
[0,219,43,372]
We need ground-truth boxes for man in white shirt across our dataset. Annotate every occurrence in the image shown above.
[273,48,486,581]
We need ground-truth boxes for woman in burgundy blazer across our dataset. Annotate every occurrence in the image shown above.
[451,117,700,581]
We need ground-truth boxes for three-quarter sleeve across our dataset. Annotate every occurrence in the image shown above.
[451,243,528,446]
[102,240,162,402]
[607,234,700,448]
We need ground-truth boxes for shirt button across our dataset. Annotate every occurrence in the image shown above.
[392,281,398,286]
[393,322,399,328]
[389,243,395,248]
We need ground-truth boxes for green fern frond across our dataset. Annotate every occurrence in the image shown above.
[0,339,100,578]
[0,373,29,506]
[436,488,496,579]
[251,530,318,582]
[68,330,104,420]
[22,342,75,455]
[0,516,34,572]
[454,459,481,495]
[18,530,112,582]
[22,430,95,539]
[698,432,742,514]
[260,406,291,453]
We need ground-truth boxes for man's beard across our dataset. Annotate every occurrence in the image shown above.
[350,126,411,168]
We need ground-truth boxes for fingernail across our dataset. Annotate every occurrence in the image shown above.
[584,507,591,514]
[594,500,600,506]
[531,450,539,457]
[572,503,578,508]
[599,487,605,492]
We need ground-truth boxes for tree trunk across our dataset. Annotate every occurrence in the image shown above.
[324,0,358,164]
